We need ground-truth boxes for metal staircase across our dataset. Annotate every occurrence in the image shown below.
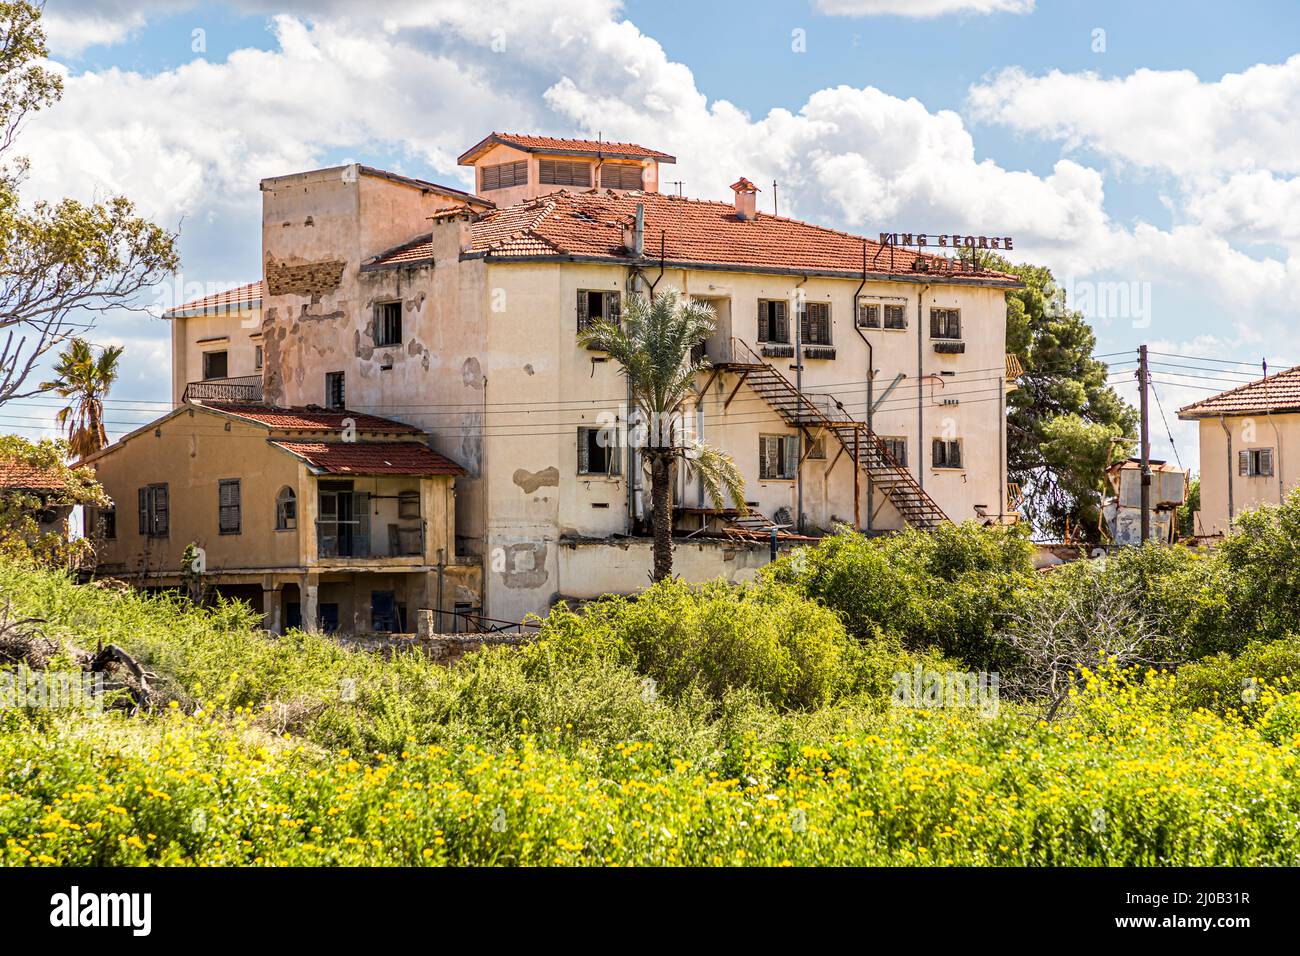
[713,339,949,530]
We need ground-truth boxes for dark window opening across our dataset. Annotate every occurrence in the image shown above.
[760,434,799,480]
[930,308,961,340]
[325,371,345,411]
[371,590,398,633]
[137,483,169,538]
[800,302,832,346]
[375,301,402,347]
[202,350,228,379]
[578,426,620,476]
[86,507,116,540]
[218,478,241,535]
[577,290,621,332]
[276,486,296,530]
[254,344,263,369]
[932,438,963,469]
[758,299,789,343]
[881,437,908,468]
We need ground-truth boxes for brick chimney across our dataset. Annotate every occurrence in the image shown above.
[730,177,760,221]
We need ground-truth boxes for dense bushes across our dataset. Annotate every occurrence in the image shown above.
[769,522,1037,669]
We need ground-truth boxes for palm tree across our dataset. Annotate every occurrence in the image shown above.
[44,338,123,460]
[579,289,746,581]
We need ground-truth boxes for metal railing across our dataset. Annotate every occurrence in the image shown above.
[183,375,263,404]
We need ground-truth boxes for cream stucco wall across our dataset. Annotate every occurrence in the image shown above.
[1195,413,1300,535]
[169,307,263,405]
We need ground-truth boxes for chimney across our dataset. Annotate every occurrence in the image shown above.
[621,202,645,257]
[730,177,760,221]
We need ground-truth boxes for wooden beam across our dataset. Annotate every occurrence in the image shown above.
[723,371,750,411]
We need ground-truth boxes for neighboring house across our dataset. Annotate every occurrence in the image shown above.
[148,130,1023,626]
[0,458,77,539]
[1178,365,1300,535]
[81,402,478,635]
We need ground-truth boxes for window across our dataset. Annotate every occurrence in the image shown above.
[932,438,963,469]
[137,483,169,538]
[601,163,643,190]
[85,507,116,539]
[325,371,345,411]
[398,490,420,519]
[577,290,621,332]
[800,302,832,345]
[758,299,789,343]
[202,350,228,379]
[276,486,297,530]
[930,308,961,340]
[375,301,402,347]
[480,160,528,191]
[578,426,620,476]
[371,591,398,633]
[254,345,263,370]
[881,437,908,468]
[857,299,907,330]
[1239,448,1275,477]
[760,434,799,480]
[539,160,591,187]
[218,479,241,534]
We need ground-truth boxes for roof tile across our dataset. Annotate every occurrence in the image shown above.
[1178,365,1300,418]
[205,404,423,434]
[271,441,465,476]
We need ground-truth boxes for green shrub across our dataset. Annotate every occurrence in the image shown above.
[1259,693,1300,746]
[769,522,1037,669]
[1172,636,1300,720]
[1216,489,1300,642]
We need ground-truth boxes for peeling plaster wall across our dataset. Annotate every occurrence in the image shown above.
[558,537,781,601]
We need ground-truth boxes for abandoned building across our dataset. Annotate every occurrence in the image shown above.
[85,131,1024,631]
[1179,364,1300,535]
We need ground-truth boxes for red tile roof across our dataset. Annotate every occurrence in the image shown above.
[370,189,1018,283]
[0,459,68,492]
[205,404,423,434]
[165,280,263,318]
[459,133,676,165]
[1178,365,1300,418]
[271,441,465,476]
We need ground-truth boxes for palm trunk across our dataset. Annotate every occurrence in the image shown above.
[650,449,674,581]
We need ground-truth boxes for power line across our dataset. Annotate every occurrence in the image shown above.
[1148,380,1183,469]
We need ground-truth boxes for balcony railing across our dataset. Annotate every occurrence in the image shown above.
[184,375,263,404]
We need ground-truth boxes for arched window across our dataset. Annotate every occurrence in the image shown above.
[276,486,297,530]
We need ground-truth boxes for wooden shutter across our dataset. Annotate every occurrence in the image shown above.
[930,309,942,337]
[355,492,370,558]
[138,488,148,535]
[604,292,621,325]
[154,484,169,536]
[577,291,590,330]
[885,304,906,329]
[1238,450,1251,476]
[1260,448,1275,477]
[933,439,945,468]
[578,428,590,473]
[784,435,799,478]
[858,301,880,328]
[949,441,962,469]
[759,436,775,479]
[219,480,241,534]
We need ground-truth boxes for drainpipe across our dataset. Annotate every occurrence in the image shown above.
[852,241,873,532]
[917,284,930,492]
[1219,415,1235,526]
[1267,409,1284,504]
[793,275,808,533]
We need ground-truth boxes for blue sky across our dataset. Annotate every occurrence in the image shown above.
[9,0,1300,470]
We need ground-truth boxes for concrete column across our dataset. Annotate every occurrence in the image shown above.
[301,573,319,633]
[262,585,282,635]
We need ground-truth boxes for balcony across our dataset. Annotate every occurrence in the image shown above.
[184,375,263,404]
[315,484,426,562]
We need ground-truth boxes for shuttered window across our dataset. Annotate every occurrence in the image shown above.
[577,290,621,332]
[932,438,963,469]
[325,371,345,411]
[758,300,789,343]
[857,299,908,330]
[480,161,528,191]
[857,301,881,329]
[218,479,241,535]
[881,437,907,467]
[539,160,591,187]
[601,164,644,190]
[760,434,799,480]
[578,426,620,476]
[137,483,169,538]
[930,308,961,339]
[375,301,402,346]
[1239,448,1275,477]
[884,304,907,329]
[800,302,832,345]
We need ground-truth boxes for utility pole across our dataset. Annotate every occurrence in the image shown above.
[1138,344,1151,543]
[794,295,803,533]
